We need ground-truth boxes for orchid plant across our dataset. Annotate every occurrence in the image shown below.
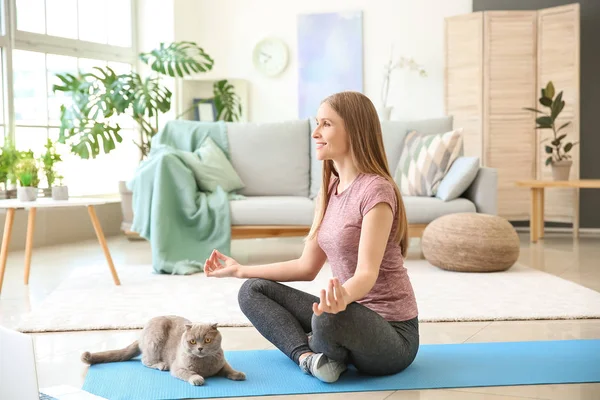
[380,44,427,110]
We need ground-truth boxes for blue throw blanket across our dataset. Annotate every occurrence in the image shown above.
[127,120,241,275]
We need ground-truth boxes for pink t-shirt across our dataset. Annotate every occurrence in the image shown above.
[317,173,418,322]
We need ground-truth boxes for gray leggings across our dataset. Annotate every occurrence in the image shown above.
[238,278,420,376]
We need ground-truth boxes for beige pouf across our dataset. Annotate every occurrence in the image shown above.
[421,213,520,272]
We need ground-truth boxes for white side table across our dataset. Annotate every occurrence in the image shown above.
[0,198,121,296]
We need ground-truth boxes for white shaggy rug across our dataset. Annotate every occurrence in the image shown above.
[17,260,600,333]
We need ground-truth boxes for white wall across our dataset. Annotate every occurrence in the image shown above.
[137,0,175,53]
[171,0,472,122]
[137,0,177,128]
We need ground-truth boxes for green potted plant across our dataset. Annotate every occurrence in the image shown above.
[15,151,40,202]
[53,41,243,234]
[185,79,243,122]
[52,174,68,200]
[0,151,8,199]
[52,41,244,160]
[40,138,67,200]
[0,138,22,198]
[524,81,579,181]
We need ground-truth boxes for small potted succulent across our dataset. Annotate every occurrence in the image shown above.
[524,81,579,181]
[15,151,40,202]
[39,139,67,200]
[52,175,68,200]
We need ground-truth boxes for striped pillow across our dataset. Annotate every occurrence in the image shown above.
[394,129,463,197]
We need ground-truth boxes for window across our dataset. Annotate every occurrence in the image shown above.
[0,52,5,141]
[2,0,138,196]
[16,0,132,47]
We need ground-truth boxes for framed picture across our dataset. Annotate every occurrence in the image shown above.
[193,98,218,121]
[297,11,364,119]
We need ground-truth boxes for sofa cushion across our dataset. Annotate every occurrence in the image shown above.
[381,116,454,173]
[227,120,310,196]
[230,195,475,226]
[402,196,476,224]
[395,129,463,197]
[309,116,454,199]
[230,196,315,226]
[436,156,480,201]
[184,137,245,193]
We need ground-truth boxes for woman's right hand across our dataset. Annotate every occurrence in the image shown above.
[204,249,243,278]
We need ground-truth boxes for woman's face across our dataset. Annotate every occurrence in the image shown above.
[312,102,350,161]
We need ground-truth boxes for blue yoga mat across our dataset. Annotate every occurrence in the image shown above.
[82,339,600,400]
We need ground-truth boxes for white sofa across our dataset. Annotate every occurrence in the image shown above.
[121,116,497,240]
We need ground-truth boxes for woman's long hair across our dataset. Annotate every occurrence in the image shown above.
[306,91,409,257]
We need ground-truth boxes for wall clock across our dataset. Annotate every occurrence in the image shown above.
[252,37,289,77]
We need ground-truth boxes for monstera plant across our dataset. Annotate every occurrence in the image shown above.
[53,41,242,160]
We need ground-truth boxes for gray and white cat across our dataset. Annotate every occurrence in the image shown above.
[81,315,246,386]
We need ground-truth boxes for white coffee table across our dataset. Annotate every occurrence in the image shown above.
[0,197,121,296]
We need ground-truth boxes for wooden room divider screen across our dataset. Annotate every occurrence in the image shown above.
[444,4,580,225]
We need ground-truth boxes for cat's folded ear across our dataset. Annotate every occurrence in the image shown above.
[211,323,218,330]
[185,324,192,330]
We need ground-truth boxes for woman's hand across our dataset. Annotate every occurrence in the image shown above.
[204,249,243,278]
[313,278,350,315]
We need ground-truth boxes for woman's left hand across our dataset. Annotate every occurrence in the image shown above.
[313,278,350,315]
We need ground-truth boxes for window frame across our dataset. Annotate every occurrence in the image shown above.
[0,0,139,196]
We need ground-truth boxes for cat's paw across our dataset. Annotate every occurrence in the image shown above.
[188,375,205,386]
[80,352,92,364]
[150,362,168,371]
[227,371,246,381]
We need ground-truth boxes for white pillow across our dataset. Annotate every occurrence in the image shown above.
[435,156,480,201]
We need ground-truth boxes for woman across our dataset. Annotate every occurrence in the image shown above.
[204,91,419,384]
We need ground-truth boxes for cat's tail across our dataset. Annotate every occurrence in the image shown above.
[81,340,141,365]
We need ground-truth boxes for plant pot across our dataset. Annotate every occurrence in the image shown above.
[551,160,572,181]
[17,187,38,202]
[52,185,69,200]
[40,187,52,198]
